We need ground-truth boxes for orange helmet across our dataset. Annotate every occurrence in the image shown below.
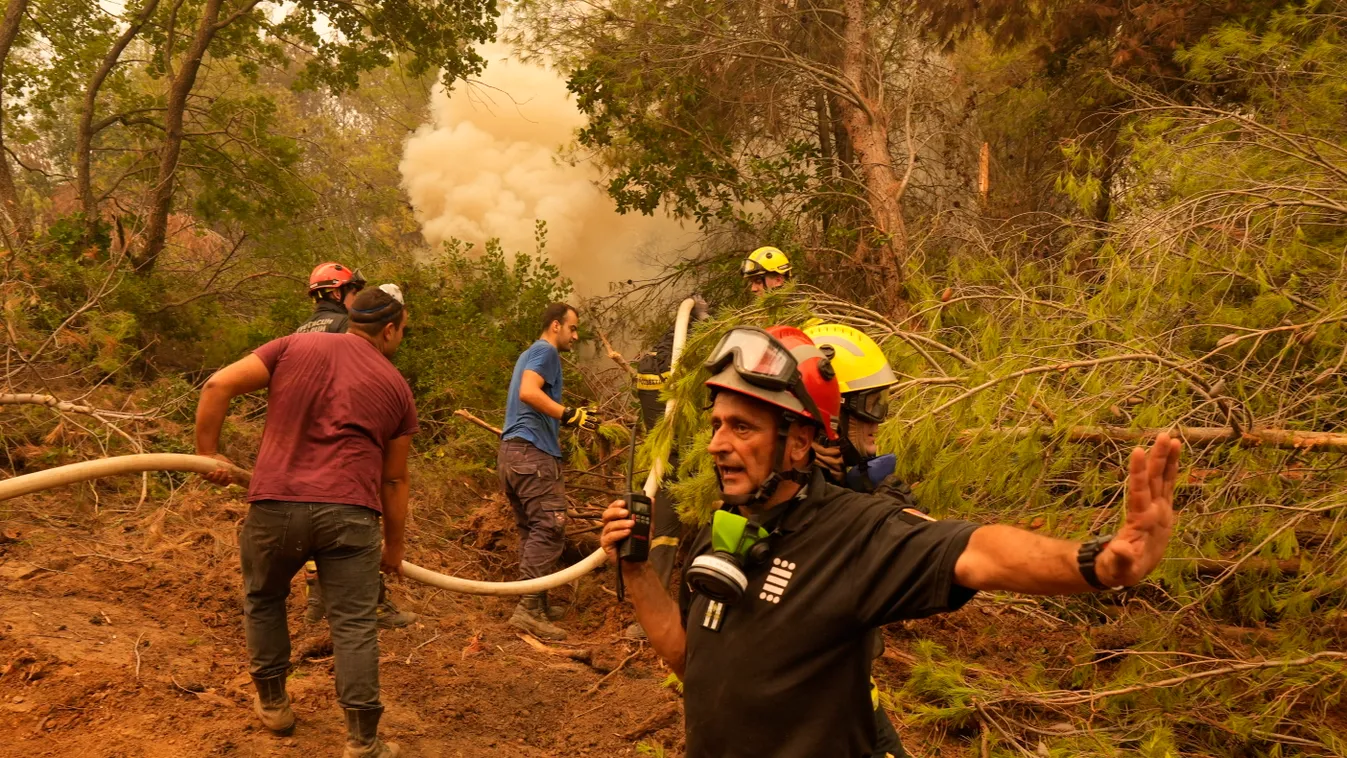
[308,262,366,294]
[704,325,840,441]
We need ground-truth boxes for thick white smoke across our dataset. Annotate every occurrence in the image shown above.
[400,42,689,296]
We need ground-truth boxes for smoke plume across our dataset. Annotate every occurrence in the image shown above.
[399,42,689,296]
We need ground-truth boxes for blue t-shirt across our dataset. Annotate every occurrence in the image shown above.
[502,339,563,457]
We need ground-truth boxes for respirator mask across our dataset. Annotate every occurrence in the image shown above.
[684,510,774,605]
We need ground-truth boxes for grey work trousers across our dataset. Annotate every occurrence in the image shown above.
[240,500,383,710]
[498,438,567,580]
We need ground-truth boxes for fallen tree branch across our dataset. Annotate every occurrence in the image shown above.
[586,649,641,695]
[597,329,637,378]
[454,409,502,437]
[0,393,155,420]
[959,425,1347,452]
[518,633,593,664]
[1181,557,1303,577]
[404,634,441,665]
[912,354,1243,433]
[991,651,1347,708]
[621,702,680,740]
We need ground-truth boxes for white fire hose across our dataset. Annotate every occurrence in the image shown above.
[0,298,697,597]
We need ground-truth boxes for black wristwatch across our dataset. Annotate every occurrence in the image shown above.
[1077,533,1122,591]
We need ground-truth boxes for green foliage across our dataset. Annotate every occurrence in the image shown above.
[391,232,573,444]
[646,288,816,525]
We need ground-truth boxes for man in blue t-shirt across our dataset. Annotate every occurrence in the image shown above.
[498,302,599,640]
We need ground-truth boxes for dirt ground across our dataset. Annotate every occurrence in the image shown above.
[0,464,1083,758]
[0,471,687,758]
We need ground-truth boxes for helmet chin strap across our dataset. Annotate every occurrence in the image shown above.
[837,413,865,469]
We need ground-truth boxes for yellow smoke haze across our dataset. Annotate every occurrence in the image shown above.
[399,42,689,296]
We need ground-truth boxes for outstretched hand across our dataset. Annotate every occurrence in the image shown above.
[1096,432,1182,587]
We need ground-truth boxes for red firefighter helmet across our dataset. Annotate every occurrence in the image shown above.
[704,325,840,440]
[308,262,366,294]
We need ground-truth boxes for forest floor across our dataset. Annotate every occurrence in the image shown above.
[0,461,1078,758]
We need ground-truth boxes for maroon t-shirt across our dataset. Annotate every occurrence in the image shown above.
[247,333,418,512]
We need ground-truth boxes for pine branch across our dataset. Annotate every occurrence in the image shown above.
[990,651,1347,708]
[962,424,1347,452]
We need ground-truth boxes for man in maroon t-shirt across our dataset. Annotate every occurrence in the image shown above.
[195,287,414,758]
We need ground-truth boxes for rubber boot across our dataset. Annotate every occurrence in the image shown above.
[342,707,400,758]
[304,562,326,625]
[251,674,296,736]
[508,594,567,640]
[376,576,418,630]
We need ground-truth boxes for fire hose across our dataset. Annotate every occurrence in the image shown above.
[0,298,698,597]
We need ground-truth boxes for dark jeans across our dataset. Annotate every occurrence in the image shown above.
[498,439,567,580]
[241,500,383,710]
[639,389,682,588]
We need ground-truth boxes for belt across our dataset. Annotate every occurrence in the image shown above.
[636,372,671,391]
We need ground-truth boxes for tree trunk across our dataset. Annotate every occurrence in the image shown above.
[814,88,834,232]
[0,0,30,244]
[836,0,906,262]
[77,0,162,242]
[137,0,224,273]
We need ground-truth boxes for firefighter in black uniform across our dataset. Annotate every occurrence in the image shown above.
[624,246,793,639]
[296,264,418,630]
[600,324,1183,758]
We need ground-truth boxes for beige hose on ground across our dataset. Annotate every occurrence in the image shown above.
[0,299,698,597]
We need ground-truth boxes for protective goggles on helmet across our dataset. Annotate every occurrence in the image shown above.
[704,326,829,426]
[740,258,768,278]
[705,326,798,391]
[844,388,889,423]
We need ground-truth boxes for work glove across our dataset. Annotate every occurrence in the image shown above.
[811,440,845,482]
[561,405,601,432]
[690,293,711,321]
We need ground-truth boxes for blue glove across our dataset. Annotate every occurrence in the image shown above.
[846,453,897,493]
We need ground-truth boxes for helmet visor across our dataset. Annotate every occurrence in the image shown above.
[740,258,767,278]
[846,388,889,423]
[704,327,797,391]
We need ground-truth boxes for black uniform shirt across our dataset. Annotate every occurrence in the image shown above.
[679,469,978,758]
[294,299,349,335]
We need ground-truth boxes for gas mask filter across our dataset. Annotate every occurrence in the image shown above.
[685,510,772,605]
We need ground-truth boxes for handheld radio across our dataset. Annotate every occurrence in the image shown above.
[615,423,652,601]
